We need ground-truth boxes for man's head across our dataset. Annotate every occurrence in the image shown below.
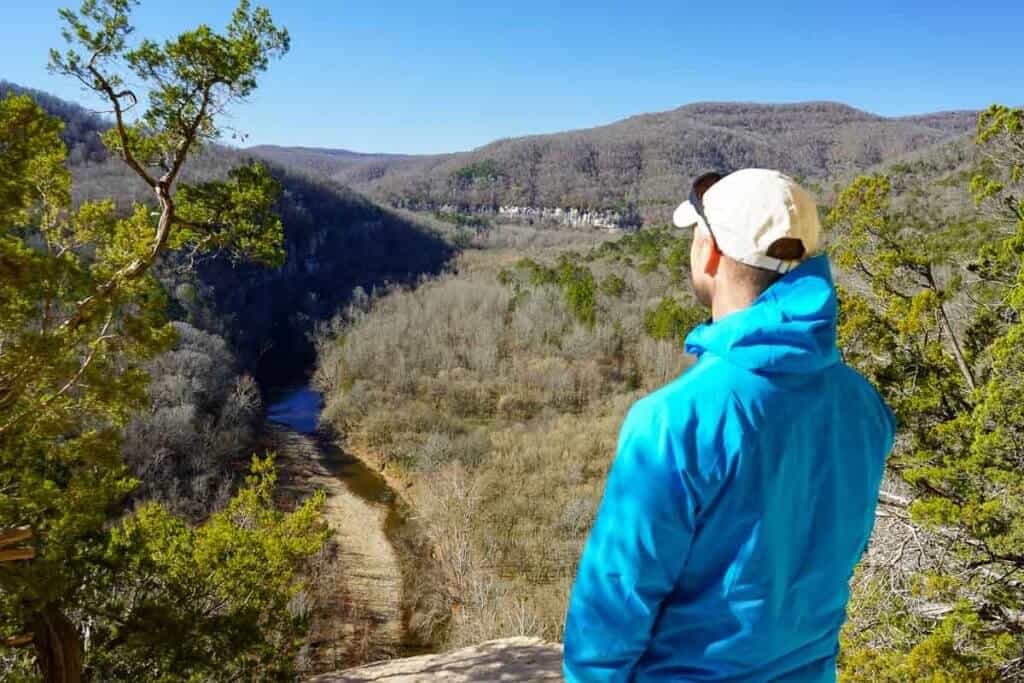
[673,169,821,314]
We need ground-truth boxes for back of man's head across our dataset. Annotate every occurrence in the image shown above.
[726,236,808,296]
[673,169,821,313]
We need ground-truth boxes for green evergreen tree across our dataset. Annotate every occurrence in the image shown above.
[557,258,598,327]
[643,296,705,346]
[0,2,325,681]
[831,106,1024,680]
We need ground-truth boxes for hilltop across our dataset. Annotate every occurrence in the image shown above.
[249,101,977,223]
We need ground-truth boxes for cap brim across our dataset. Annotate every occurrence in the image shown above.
[672,201,702,229]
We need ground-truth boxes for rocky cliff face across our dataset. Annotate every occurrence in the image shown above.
[495,205,636,230]
[310,638,563,682]
[430,203,640,230]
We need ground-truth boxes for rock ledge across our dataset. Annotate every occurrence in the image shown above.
[309,637,563,682]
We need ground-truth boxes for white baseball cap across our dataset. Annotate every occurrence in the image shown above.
[672,168,821,273]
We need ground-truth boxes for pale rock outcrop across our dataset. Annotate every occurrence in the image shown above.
[310,637,564,682]
[496,205,628,230]
[433,203,635,230]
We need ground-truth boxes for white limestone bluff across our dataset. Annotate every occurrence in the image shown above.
[431,203,637,230]
[496,205,633,230]
[309,638,564,682]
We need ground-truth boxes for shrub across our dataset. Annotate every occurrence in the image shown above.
[643,296,705,345]
[600,273,627,298]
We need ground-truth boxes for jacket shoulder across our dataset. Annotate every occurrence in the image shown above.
[623,357,749,506]
[831,363,898,443]
[634,355,752,423]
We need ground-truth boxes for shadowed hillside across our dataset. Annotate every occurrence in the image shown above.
[2,80,455,388]
[196,168,455,387]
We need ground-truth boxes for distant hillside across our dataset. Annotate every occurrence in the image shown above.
[5,80,454,387]
[1,80,109,164]
[248,144,426,181]
[249,101,978,224]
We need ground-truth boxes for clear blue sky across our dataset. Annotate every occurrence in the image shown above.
[4,0,1023,154]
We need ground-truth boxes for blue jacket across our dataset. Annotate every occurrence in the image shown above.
[563,255,895,682]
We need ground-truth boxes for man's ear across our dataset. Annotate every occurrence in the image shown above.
[703,236,721,276]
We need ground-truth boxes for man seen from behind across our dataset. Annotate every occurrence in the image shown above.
[563,169,896,682]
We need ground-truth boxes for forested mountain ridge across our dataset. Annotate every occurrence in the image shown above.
[246,145,424,180]
[14,71,974,233]
[250,101,978,224]
[1,79,454,388]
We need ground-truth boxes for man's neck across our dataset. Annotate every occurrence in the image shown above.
[711,289,759,322]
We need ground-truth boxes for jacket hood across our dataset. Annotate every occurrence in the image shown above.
[684,254,840,375]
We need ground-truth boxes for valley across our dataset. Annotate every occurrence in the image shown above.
[3,33,1023,678]
[311,229,698,651]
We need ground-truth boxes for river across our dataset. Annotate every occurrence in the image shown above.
[267,386,400,515]
[267,386,420,669]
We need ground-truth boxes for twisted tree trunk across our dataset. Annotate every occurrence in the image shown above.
[32,606,82,683]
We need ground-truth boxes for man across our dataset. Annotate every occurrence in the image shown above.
[563,169,895,682]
